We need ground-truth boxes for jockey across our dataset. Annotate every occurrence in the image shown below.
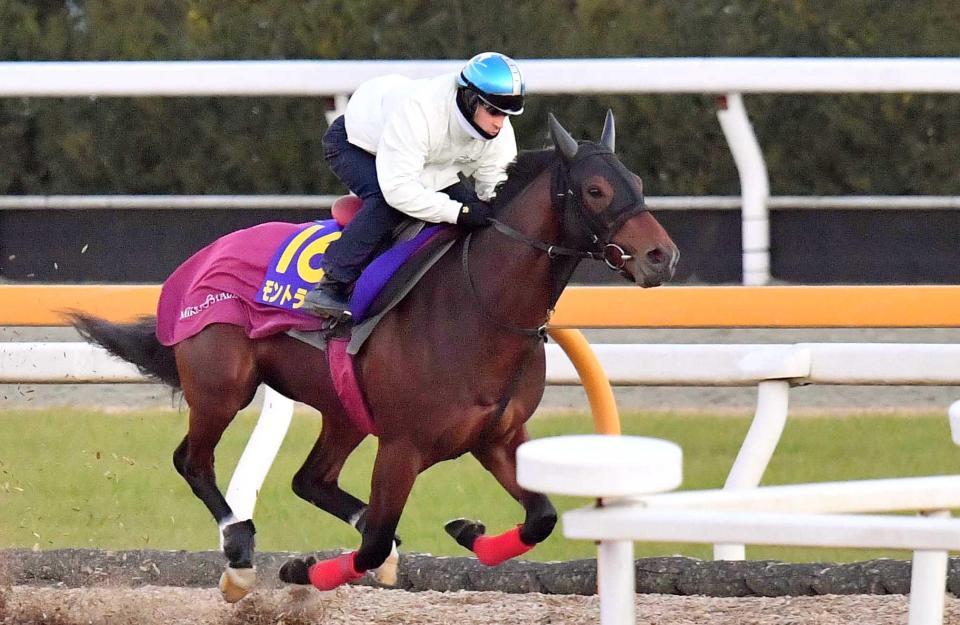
[301,52,525,319]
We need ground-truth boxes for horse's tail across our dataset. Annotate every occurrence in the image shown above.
[66,312,181,389]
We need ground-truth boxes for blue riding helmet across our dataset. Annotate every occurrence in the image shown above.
[457,52,525,115]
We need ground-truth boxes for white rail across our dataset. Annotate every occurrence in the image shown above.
[8,339,960,621]
[518,435,960,625]
[2,194,960,211]
[3,57,959,283]
[10,341,960,385]
[0,195,341,210]
[4,58,960,96]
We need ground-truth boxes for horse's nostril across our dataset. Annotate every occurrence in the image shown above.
[646,247,666,265]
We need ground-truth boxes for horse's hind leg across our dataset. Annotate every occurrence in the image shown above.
[291,412,369,530]
[172,325,259,598]
[281,439,421,590]
[447,426,557,565]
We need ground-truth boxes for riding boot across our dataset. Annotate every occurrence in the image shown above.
[301,276,352,319]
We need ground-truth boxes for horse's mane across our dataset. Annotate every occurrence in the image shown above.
[492,148,558,210]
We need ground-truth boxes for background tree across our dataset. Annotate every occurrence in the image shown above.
[1,0,959,197]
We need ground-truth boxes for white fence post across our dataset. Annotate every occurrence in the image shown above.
[909,510,951,625]
[716,92,771,286]
[598,539,636,625]
[715,379,789,560]
[715,346,810,559]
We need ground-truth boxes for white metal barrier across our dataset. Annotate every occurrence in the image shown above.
[4,57,960,283]
[518,434,960,625]
[13,341,960,385]
[3,194,959,211]
[6,340,960,617]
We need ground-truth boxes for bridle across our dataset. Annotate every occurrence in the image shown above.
[555,143,648,268]
[491,145,646,275]
[461,144,648,337]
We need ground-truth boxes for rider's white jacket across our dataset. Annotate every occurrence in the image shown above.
[343,73,517,224]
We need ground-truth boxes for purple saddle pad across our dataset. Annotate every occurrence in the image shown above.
[254,219,447,323]
[349,225,446,321]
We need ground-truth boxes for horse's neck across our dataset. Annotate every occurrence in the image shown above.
[470,167,579,328]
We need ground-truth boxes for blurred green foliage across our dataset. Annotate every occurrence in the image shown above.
[1,1,959,197]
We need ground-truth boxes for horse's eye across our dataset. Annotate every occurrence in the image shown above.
[587,187,603,198]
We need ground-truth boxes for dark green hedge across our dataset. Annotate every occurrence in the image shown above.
[2,1,959,197]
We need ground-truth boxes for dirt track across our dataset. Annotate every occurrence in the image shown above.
[5,585,960,625]
[3,549,960,624]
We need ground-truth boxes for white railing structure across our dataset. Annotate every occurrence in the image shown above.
[3,57,960,283]
[4,194,960,211]
[6,340,960,559]
[517,434,960,625]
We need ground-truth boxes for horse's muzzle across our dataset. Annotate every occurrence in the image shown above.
[632,242,679,288]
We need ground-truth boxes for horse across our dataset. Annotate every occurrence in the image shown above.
[68,111,679,599]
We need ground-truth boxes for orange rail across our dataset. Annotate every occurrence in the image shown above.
[1,284,160,326]
[3,284,960,328]
[551,285,960,328]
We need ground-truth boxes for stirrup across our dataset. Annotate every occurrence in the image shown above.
[301,288,352,320]
[303,302,352,321]
[323,309,352,326]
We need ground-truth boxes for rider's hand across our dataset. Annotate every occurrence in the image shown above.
[456,200,493,229]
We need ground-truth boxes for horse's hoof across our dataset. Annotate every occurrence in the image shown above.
[445,518,486,550]
[372,544,399,586]
[221,519,256,567]
[279,556,316,585]
[219,566,256,603]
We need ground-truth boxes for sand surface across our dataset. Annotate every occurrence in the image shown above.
[5,584,960,625]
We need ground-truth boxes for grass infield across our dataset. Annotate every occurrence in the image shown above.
[1,408,958,563]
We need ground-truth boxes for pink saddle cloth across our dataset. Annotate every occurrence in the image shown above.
[156,221,378,436]
[156,222,327,347]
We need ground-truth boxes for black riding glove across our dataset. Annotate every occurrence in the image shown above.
[456,200,493,229]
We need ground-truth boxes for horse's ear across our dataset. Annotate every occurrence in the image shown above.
[600,109,615,152]
[548,113,578,161]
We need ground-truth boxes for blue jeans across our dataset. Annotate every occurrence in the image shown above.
[321,116,476,284]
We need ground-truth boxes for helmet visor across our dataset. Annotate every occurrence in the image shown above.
[478,92,524,116]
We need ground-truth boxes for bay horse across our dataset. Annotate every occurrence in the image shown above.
[69,112,678,598]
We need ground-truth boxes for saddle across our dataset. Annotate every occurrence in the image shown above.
[271,196,459,437]
[278,195,458,351]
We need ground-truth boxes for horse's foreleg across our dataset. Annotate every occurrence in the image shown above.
[447,427,557,566]
[281,439,421,591]
[291,413,401,584]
